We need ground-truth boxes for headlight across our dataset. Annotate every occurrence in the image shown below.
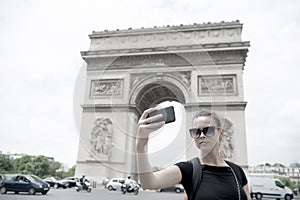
[39,184,43,188]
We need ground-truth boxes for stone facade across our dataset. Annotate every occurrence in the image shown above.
[75,20,250,183]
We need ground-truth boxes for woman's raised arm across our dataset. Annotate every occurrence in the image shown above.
[136,108,182,190]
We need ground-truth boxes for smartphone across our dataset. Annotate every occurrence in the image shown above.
[147,106,176,124]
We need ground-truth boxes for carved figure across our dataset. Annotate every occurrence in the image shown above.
[220,118,234,159]
[92,81,121,97]
[90,118,113,157]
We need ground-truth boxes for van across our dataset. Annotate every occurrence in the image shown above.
[248,177,293,200]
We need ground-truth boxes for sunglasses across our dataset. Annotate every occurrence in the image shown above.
[189,126,219,139]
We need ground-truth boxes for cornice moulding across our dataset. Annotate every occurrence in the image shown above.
[81,41,250,58]
[90,21,243,38]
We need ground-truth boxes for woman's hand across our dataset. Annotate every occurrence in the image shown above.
[136,108,165,148]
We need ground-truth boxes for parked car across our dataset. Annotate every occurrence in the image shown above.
[0,174,50,195]
[0,174,3,186]
[106,178,125,191]
[157,184,184,193]
[43,177,68,189]
[60,177,78,188]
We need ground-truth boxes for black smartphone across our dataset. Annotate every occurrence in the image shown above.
[147,106,176,124]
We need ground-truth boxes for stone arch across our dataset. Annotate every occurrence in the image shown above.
[129,74,190,113]
[76,21,250,182]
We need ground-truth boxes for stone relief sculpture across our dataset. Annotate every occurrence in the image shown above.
[180,72,191,88]
[90,118,113,159]
[220,118,234,159]
[90,80,122,98]
[199,75,235,95]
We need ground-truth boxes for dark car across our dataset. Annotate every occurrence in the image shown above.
[60,177,78,188]
[0,174,50,195]
[157,184,185,193]
[0,174,3,185]
[43,177,68,189]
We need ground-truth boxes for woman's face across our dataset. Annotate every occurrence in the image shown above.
[192,116,222,155]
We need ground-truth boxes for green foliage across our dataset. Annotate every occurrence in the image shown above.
[0,155,75,179]
[0,155,14,173]
[278,177,296,189]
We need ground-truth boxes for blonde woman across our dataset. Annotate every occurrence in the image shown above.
[136,108,251,200]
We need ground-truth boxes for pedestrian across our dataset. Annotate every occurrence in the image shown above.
[136,108,251,200]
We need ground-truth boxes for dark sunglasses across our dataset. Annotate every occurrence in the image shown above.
[189,126,219,139]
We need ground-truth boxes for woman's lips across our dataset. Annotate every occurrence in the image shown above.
[199,141,208,145]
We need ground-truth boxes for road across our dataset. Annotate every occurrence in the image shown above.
[0,187,186,200]
[1,187,299,200]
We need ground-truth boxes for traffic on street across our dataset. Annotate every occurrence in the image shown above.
[0,187,186,200]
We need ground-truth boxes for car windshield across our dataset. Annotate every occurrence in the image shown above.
[27,175,43,182]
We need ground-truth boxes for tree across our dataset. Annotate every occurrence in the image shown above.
[48,161,62,178]
[0,155,14,173]
[31,156,51,178]
[278,177,296,189]
[0,154,75,179]
[13,155,33,173]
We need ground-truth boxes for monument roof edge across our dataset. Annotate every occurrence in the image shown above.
[89,20,243,38]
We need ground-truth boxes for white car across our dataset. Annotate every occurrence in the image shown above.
[105,178,125,191]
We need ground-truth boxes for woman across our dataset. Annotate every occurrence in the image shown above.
[136,108,251,200]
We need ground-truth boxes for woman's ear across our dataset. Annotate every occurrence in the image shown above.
[219,128,224,142]
[220,128,224,135]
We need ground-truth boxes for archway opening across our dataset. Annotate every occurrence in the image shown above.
[134,82,187,168]
[135,82,185,113]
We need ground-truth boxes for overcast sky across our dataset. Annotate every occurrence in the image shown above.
[0,0,299,168]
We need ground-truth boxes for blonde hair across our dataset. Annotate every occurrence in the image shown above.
[192,109,222,128]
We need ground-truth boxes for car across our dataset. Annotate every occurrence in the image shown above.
[60,177,78,188]
[157,184,185,193]
[105,178,125,191]
[0,174,3,185]
[43,177,68,189]
[0,174,50,195]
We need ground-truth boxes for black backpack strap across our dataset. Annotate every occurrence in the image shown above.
[225,160,242,185]
[189,157,202,200]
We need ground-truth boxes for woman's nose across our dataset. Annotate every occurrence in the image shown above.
[199,131,206,138]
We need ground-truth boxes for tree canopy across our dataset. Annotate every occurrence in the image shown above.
[0,155,74,179]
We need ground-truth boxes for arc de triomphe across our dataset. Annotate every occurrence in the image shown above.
[75,21,250,183]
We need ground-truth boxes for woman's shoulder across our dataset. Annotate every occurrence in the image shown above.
[225,160,248,185]
[175,160,193,167]
[175,160,193,175]
[174,160,193,190]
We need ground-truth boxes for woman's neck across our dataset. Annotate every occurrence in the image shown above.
[200,153,227,166]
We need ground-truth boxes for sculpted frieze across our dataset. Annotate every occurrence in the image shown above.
[90,79,123,98]
[89,118,113,160]
[89,28,241,51]
[85,50,248,70]
[198,75,236,96]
